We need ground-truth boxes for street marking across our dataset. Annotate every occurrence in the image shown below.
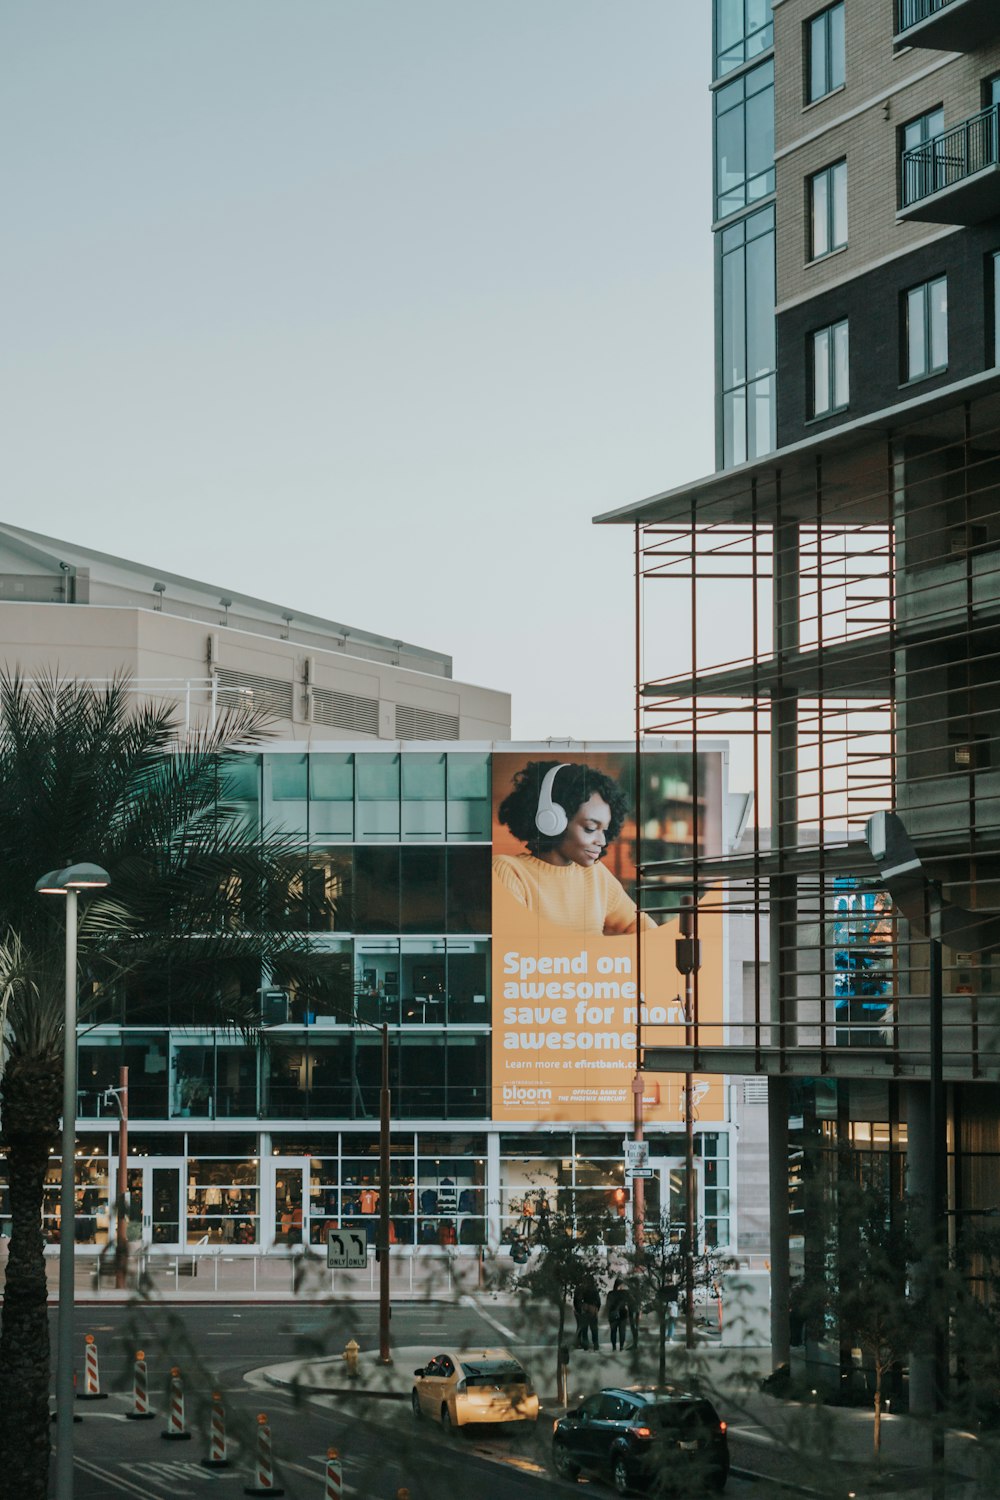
[283,1459,357,1495]
[460,1295,516,1339]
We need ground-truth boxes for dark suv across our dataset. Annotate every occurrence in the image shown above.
[552,1386,729,1495]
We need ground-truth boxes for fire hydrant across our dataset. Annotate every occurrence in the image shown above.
[343,1339,360,1379]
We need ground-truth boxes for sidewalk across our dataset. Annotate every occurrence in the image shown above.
[13,1246,494,1303]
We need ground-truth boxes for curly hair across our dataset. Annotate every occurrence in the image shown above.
[497,761,629,856]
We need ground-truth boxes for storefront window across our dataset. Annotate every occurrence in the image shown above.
[172,1042,214,1118]
[187,1156,259,1245]
[43,1135,111,1246]
[355,938,401,1024]
[416,1141,486,1247]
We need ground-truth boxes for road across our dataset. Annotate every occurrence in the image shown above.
[55,1303,763,1500]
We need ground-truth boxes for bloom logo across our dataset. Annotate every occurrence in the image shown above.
[502,1084,552,1104]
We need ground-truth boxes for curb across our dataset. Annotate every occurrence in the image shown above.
[730,1465,820,1494]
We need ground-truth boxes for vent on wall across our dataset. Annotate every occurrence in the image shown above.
[312,687,379,735]
[395,704,460,740]
[216,668,294,720]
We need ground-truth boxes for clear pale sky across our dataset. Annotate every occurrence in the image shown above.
[1,3,714,740]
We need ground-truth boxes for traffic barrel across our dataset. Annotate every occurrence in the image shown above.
[77,1334,108,1401]
[324,1448,342,1500]
[201,1391,230,1469]
[243,1413,284,1497]
[161,1366,192,1441]
[125,1350,155,1421]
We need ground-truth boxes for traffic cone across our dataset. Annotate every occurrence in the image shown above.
[244,1413,284,1496]
[324,1448,342,1500]
[77,1334,108,1401]
[125,1350,155,1421]
[201,1391,230,1468]
[161,1366,192,1441]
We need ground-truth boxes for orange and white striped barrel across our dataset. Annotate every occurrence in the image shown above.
[324,1448,342,1500]
[77,1334,107,1400]
[161,1366,192,1442]
[243,1413,284,1497]
[125,1350,155,1421]
[201,1391,229,1469]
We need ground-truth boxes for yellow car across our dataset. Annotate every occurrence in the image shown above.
[411,1348,539,1429]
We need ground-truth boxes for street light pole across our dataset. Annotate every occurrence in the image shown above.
[36,862,111,1500]
[55,886,78,1500]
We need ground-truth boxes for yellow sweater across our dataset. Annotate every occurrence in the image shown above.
[492,853,654,935]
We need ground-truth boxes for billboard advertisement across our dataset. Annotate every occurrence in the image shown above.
[491,750,725,1123]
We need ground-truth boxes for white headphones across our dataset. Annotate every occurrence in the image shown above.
[535,763,570,838]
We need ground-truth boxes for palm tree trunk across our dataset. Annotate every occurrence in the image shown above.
[0,1051,62,1500]
[873,1364,883,1457]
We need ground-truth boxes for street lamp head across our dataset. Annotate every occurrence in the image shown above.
[35,862,111,895]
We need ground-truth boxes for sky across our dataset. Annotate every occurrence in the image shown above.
[0,2,715,742]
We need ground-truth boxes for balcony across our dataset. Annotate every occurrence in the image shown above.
[898,105,1000,223]
[896,0,999,51]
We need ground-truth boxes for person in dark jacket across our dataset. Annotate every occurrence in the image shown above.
[606,1277,633,1351]
[574,1276,601,1350]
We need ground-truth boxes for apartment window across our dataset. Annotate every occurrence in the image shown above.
[810,320,849,418]
[715,0,773,78]
[807,3,845,104]
[905,277,948,382]
[810,160,847,259]
[901,106,945,206]
[715,59,775,218]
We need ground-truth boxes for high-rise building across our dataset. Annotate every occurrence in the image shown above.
[599,0,1000,1398]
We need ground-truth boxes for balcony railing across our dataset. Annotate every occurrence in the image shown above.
[900,104,1000,223]
[898,0,957,27]
[896,0,998,49]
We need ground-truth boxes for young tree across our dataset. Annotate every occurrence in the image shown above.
[518,1208,610,1397]
[805,1179,924,1457]
[0,675,320,1500]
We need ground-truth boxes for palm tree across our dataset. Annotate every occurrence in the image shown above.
[0,674,319,1500]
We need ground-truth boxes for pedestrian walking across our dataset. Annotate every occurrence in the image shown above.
[606,1278,633,1352]
[574,1276,601,1351]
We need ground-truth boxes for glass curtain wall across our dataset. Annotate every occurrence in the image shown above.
[714,3,776,470]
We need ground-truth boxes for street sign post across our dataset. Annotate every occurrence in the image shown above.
[326,1227,369,1270]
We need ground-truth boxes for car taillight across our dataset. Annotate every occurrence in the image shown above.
[719,1421,727,1434]
[630,1426,653,1439]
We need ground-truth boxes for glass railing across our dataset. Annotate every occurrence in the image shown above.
[897,0,958,31]
[901,104,999,207]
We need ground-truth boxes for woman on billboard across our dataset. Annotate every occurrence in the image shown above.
[493,760,654,935]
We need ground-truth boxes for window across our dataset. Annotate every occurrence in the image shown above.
[901,107,944,206]
[719,205,776,466]
[810,320,849,418]
[905,277,948,381]
[807,3,845,103]
[715,0,773,78]
[992,251,1000,366]
[715,60,775,218]
[810,160,847,259]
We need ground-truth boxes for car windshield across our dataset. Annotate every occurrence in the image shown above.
[463,1362,527,1386]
